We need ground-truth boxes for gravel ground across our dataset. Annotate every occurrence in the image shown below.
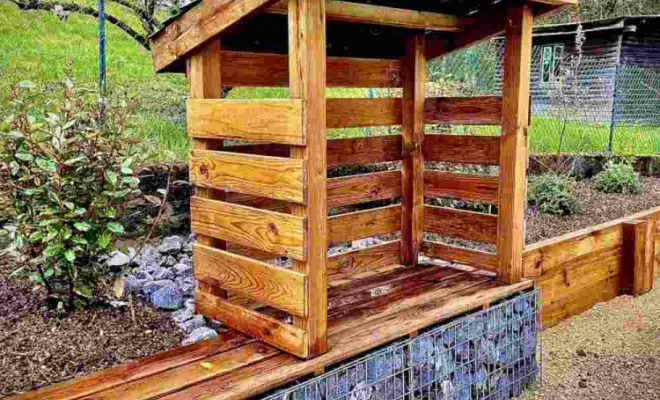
[522,278,660,400]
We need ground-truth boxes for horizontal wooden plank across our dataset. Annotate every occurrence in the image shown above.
[188,99,304,145]
[196,290,308,358]
[220,51,402,87]
[190,150,305,203]
[423,134,500,165]
[327,241,401,280]
[424,171,499,204]
[225,193,289,213]
[267,0,466,31]
[328,205,401,245]
[421,240,498,272]
[423,96,502,125]
[327,135,402,168]
[190,197,305,260]
[327,98,401,128]
[194,244,307,316]
[423,205,498,243]
[327,170,401,208]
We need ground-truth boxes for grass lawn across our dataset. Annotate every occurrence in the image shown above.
[0,2,657,159]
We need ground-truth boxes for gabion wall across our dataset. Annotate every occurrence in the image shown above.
[260,289,541,400]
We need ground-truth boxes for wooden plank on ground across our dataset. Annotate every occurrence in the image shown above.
[424,205,498,243]
[422,134,500,165]
[328,205,401,245]
[327,135,402,168]
[327,98,401,128]
[424,171,499,204]
[190,197,305,260]
[188,99,304,145]
[194,244,307,316]
[422,240,498,272]
[327,241,401,280]
[327,170,401,208]
[190,150,305,203]
[423,97,502,125]
[220,51,403,87]
[197,291,308,357]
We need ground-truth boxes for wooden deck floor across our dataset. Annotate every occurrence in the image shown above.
[11,264,533,400]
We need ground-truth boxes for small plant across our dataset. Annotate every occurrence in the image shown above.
[594,160,642,194]
[0,79,143,310]
[528,174,579,215]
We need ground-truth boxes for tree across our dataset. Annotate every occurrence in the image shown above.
[541,0,660,24]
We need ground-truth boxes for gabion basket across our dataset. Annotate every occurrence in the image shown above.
[260,289,541,400]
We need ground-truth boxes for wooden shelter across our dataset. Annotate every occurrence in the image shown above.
[151,0,574,360]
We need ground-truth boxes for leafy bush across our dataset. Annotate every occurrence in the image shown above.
[528,175,579,215]
[594,161,642,194]
[0,79,143,310]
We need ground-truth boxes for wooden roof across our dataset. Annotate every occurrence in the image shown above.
[151,0,575,73]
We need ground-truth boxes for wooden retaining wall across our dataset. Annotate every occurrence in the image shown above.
[523,206,660,328]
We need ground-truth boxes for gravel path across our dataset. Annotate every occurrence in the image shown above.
[522,278,660,400]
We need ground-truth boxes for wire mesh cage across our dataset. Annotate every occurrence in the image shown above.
[259,289,541,400]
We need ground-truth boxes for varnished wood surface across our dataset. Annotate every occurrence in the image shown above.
[327,240,401,280]
[423,205,498,244]
[424,171,499,204]
[327,135,402,168]
[422,134,500,165]
[327,98,400,128]
[327,170,401,208]
[424,96,502,125]
[328,205,401,245]
[422,240,498,272]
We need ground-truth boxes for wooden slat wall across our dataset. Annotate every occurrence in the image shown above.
[327,170,401,208]
[423,205,498,244]
[421,241,498,272]
[423,134,500,165]
[423,96,502,125]
[327,135,402,168]
[328,205,401,245]
[424,171,499,204]
[327,241,401,280]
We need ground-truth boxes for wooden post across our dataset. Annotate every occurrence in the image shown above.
[288,0,328,357]
[623,219,656,296]
[401,34,426,267]
[496,3,533,284]
[188,39,228,299]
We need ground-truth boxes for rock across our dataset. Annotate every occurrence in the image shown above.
[159,255,177,267]
[208,319,224,331]
[172,308,194,323]
[182,327,218,346]
[141,245,159,259]
[348,382,372,400]
[173,263,193,277]
[179,277,196,296]
[158,235,183,254]
[182,242,193,254]
[149,285,183,310]
[179,315,205,333]
[178,254,191,266]
[143,279,177,296]
[124,275,148,295]
[108,300,128,309]
[152,267,175,281]
[107,251,131,268]
[184,298,196,311]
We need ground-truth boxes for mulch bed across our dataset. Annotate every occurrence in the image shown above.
[0,257,183,397]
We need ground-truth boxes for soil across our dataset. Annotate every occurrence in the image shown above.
[0,256,183,397]
[521,278,660,400]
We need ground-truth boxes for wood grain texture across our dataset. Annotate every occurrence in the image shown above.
[327,135,402,168]
[328,205,402,245]
[422,134,500,165]
[423,205,498,243]
[327,170,401,208]
[197,291,308,358]
[220,51,402,87]
[327,98,400,128]
[225,192,289,213]
[151,0,278,71]
[190,150,305,203]
[424,96,502,125]
[188,99,305,145]
[623,220,655,296]
[327,241,401,280]
[424,171,499,204]
[496,3,534,284]
[421,240,498,272]
[400,33,426,266]
[194,243,308,316]
[190,197,305,260]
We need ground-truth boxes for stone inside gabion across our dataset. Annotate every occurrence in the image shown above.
[262,291,539,400]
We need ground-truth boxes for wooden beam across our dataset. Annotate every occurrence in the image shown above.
[328,205,402,245]
[423,205,498,244]
[400,34,426,267]
[424,171,499,204]
[327,241,401,280]
[327,170,401,208]
[151,0,279,71]
[423,134,500,165]
[188,99,305,145]
[190,150,305,203]
[267,1,466,32]
[623,220,655,296]
[194,244,308,316]
[327,98,400,128]
[496,3,534,284]
[190,197,306,260]
[288,0,328,358]
[424,97,502,125]
[421,241,498,272]
[327,135,402,168]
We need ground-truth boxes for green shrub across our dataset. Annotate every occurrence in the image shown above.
[528,175,579,215]
[594,161,642,194]
[0,79,143,310]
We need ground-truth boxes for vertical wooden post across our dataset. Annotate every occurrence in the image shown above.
[401,34,426,267]
[188,39,228,298]
[288,0,328,357]
[496,3,533,284]
[623,219,656,296]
